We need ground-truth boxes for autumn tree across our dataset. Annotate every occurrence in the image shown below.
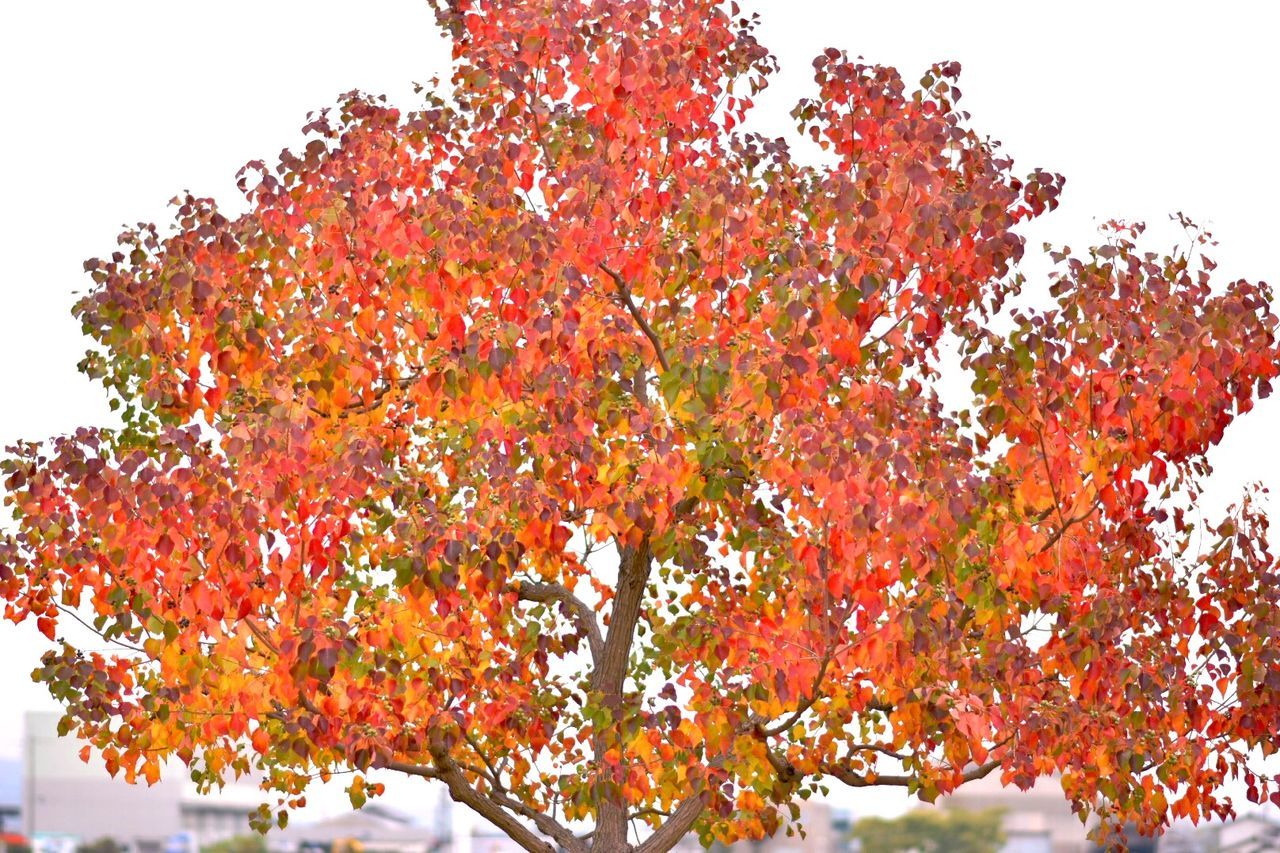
[3,1,1279,851]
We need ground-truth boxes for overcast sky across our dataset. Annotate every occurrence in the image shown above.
[1,0,1278,824]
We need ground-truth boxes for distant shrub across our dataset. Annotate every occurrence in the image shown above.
[851,807,1006,853]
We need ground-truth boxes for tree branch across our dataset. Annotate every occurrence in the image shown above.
[456,730,589,852]
[1036,494,1103,555]
[824,754,1002,789]
[600,263,670,372]
[310,371,424,419]
[484,786,589,853]
[384,759,441,780]
[759,628,843,738]
[634,790,709,853]
[512,579,603,664]
[55,604,147,654]
[422,731,564,853]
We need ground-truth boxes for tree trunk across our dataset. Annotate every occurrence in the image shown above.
[591,540,653,852]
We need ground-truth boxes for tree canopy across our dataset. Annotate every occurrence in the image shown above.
[3,1,1280,851]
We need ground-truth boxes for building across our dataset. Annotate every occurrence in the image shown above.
[0,758,20,836]
[1212,813,1280,852]
[22,711,264,852]
[1147,822,1210,853]
[1136,813,1280,852]
[269,803,444,853]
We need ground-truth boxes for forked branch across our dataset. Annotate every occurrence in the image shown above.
[512,579,604,663]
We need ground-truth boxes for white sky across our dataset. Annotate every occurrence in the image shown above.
[1,0,1278,826]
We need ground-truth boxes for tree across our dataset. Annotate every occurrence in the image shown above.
[202,836,267,853]
[2,0,1278,850]
[850,807,1005,853]
[76,838,123,853]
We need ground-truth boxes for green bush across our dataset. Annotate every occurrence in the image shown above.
[851,807,1006,853]
[76,838,123,853]
[201,836,268,853]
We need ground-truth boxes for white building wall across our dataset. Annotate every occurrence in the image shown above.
[23,711,184,845]
[23,710,269,849]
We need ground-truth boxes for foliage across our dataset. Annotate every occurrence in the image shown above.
[1088,824,1158,853]
[850,807,1005,853]
[76,838,123,853]
[202,836,267,853]
[3,0,1279,851]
